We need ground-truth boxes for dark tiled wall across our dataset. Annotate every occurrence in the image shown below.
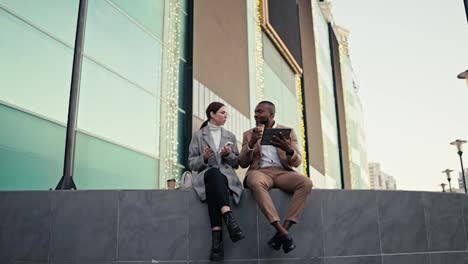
[1,189,467,264]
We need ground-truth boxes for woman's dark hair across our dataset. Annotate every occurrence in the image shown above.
[200,102,225,128]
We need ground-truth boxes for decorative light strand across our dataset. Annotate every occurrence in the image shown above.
[162,0,181,183]
[296,76,308,176]
[255,0,265,100]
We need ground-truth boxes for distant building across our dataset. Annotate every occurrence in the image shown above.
[382,173,397,190]
[368,162,384,189]
[368,162,397,190]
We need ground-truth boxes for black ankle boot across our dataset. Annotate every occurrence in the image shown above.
[222,211,245,242]
[279,233,296,254]
[267,232,282,251]
[210,230,224,261]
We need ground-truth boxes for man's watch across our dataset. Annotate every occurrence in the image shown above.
[286,148,294,156]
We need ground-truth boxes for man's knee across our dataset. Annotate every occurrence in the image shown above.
[247,178,270,192]
[300,178,313,192]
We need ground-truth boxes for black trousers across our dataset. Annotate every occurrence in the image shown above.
[204,168,231,228]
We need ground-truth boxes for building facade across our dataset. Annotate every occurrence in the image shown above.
[0,0,189,190]
[383,172,397,190]
[368,162,397,190]
[368,162,384,190]
[0,0,369,191]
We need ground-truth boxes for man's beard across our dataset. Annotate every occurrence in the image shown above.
[256,118,269,126]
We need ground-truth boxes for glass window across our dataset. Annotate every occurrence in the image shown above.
[179,0,188,14]
[74,0,168,190]
[177,111,190,166]
[263,63,299,130]
[0,8,74,123]
[110,0,164,40]
[312,0,342,187]
[0,1,78,191]
[204,86,210,114]
[0,104,66,190]
[262,34,296,92]
[179,12,187,60]
[74,132,159,189]
[263,63,303,157]
[193,80,200,118]
[84,0,162,95]
[178,60,188,111]
[0,0,79,46]
[78,58,160,157]
[198,81,205,119]
[0,0,187,191]
[262,33,306,173]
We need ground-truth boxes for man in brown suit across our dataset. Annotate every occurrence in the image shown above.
[239,101,313,254]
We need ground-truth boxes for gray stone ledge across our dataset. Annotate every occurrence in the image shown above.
[1,189,467,263]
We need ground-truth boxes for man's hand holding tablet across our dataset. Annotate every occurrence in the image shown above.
[260,128,292,145]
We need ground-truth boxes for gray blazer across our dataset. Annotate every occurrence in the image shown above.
[188,125,243,205]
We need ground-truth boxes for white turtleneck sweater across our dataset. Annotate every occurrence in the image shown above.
[207,122,222,151]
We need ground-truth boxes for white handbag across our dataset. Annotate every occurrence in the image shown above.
[180,171,193,189]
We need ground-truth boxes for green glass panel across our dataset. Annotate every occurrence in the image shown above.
[179,12,187,60]
[324,134,341,188]
[177,110,190,166]
[262,33,296,92]
[312,0,342,187]
[178,60,187,110]
[110,0,164,40]
[263,63,303,154]
[74,132,159,189]
[0,8,73,123]
[0,0,79,46]
[351,163,366,189]
[0,104,65,190]
[341,52,369,189]
[78,58,160,157]
[263,64,296,126]
[179,0,188,13]
[84,0,162,95]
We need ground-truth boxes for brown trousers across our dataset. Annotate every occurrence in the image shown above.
[245,166,313,223]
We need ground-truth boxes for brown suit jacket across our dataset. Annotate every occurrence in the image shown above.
[238,124,302,178]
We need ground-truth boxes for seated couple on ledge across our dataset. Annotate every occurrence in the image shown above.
[188,100,313,261]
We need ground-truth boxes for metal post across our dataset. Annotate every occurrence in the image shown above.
[442,169,453,192]
[56,0,88,190]
[464,0,468,23]
[459,151,467,193]
[440,183,447,192]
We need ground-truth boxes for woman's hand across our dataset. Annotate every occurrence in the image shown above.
[219,145,232,157]
[203,147,214,163]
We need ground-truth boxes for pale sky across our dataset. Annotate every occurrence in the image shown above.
[331,0,468,191]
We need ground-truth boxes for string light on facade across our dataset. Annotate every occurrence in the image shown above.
[296,76,308,176]
[255,0,265,100]
[162,0,181,183]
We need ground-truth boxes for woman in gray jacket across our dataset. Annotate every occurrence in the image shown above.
[188,102,244,261]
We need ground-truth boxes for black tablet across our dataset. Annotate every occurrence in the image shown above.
[260,128,292,145]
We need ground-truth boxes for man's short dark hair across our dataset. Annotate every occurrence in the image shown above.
[258,101,276,116]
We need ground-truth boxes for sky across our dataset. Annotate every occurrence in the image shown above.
[331,0,468,191]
